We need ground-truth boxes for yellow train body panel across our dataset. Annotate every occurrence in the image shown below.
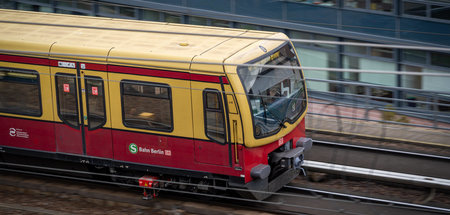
[0,9,308,148]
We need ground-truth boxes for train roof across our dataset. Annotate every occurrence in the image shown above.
[0,9,286,73]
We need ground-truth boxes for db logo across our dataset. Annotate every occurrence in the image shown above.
[9,128,16,137]
[278,137,284,146]
[164,150,172,156]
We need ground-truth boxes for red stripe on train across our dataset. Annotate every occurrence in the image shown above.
[85,63,107,71]
[221,76,229,84]
[1,54,228,84]
[190,73,221,83]
[0,54,49,66]
[108,65,190,80]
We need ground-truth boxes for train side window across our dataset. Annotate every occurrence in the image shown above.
[55,73,79,128]
[85,76,106,130]
[0,68,42,116]
[121,80,173,131]
[203,89,225,144]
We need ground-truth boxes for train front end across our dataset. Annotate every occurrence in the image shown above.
[226,35,312,200]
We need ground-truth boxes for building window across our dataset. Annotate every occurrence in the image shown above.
[343,56,396,103]
[403,1,450,21]
[119,7,135,18]
[291,31,314,40]
[370,0,393,12]
[401,65,422,89]
[98,5,115,15]
[121,81,172,131]
[164,13,181,23]
[402,50,427,64]
[55,0,92,15]
[142,10,159,21]
[0,0,15,9]
[345,0,366,9]
[237,23,260,30]
[343,39,367,55]
[211,19,230,28]
[370,47,393,58]
[401,64,450,111]
[296,48,338,92]
[291,31,338,93]
[17,2,52,12]
[431,52,450,68]
[58,0,92,11]
[291,0,337,7]
[189,16,208,25]
[345,0,393,12]
[261,26,284,32]
[431,4,450,20]
[0,68,41,116]
[203,89,225,143]
[291,31,338,50]
[314,34,338,50]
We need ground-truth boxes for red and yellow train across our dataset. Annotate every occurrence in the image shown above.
[0,9,311,199]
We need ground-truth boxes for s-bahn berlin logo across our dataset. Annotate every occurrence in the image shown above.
[129,143,138,154]
[128,143,172,156]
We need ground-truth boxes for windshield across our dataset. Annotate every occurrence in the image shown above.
[237,43,306,138]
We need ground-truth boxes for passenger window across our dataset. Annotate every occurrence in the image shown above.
[85,76,106,130]
[203,90,225,143]
[56,74,79,128]
[121,80,172,131]
[0,68,41,116]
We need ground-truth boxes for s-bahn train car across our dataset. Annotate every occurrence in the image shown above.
[0,9,311,199]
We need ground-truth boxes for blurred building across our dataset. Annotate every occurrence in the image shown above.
[1,0,449,115]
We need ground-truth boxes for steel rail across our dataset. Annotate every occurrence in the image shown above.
[0,164,361,215]
[1,163,442,215]
[1,49,450,77]
[1,159,449,213]
[308,90,450,109]
[0,202,72,215]
[308,100,450,119]
[302,160,450,190]
[284,185,450,213]
[304,140,450,185]
[313,140,450,160]
[308,112,450,130]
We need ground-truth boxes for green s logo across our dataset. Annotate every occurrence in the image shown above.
[129,143,138,154]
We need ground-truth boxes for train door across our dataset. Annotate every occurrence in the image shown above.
[192,81,230,166]
[51,61,112,157]
[81,68,112,158]
[52,63,82,154]
[222,84,244,169]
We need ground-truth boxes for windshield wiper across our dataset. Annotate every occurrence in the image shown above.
[259,96,286,129]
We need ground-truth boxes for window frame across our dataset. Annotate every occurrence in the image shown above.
[84,75,107,131]
[0,67,42,117]
[343,0,395,14]
[288,0,338,8]
[402,0,450,23]
[55,73,80,129]
[203,89,226,144]
[120,79,174,132]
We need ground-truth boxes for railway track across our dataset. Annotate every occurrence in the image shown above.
[277,185,449,215]
[0,161,449,215]
[305,140,450,181]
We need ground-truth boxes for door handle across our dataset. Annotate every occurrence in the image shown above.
[233,120,239,164]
